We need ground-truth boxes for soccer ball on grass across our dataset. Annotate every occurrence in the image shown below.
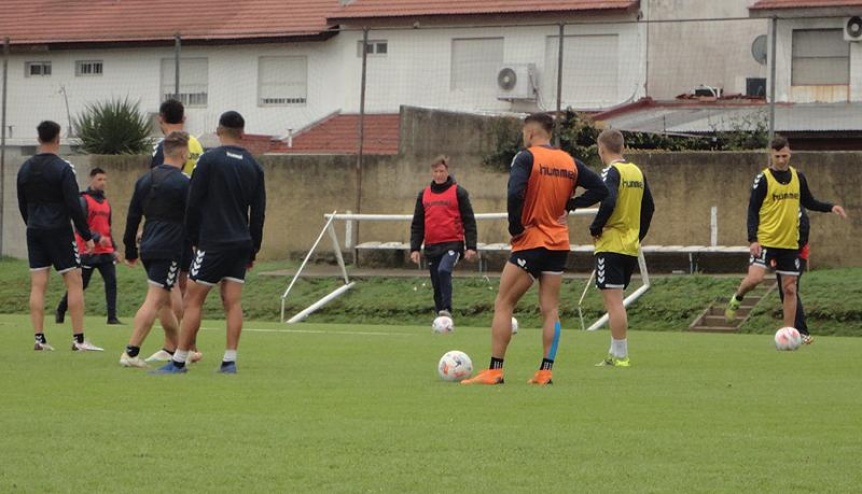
[432,315,454,334]
[511,316,519,334]
[437,350,473,382]
[774,327,802,351]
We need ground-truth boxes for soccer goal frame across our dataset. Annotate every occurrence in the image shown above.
[279,210,652,329]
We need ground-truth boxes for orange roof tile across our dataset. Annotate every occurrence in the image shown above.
[1,0,639,46]
[750,0,862,9]
[273,113,400,155]
[0,0,337,46]
[329,0,639,20]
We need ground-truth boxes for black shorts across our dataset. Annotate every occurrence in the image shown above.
[750,247,800,276]
[26,228,80,273]
[189,247,251,285]
[179,242,194,272]
[508,248,568,279]
[142,259,179,290]
[595,252,639,290]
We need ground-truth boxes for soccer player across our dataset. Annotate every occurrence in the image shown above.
[776,209,812,344]
[154,111,266,374]
[725,136,847,328]
[589,129,654,367]
[409,155,478,320]
[119,131,192,368]
[151,99,203,174]
[16,120,103,352]
[146,98,204,363]
[55,167,122,325]
[462,113,607,385]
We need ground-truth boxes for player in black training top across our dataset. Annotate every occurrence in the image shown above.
[17,120,103,352]
[119,131,192,368]
[154,111,266,375]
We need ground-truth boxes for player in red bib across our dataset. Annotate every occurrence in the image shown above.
[410,155,478,321]
[55,167,122,325]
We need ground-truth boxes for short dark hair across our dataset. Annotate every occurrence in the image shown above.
[89,167,106,177]
[159,99,185,125]
[218,111,245,129]
[37,120,61,143]
[770,135,789,151]
[163,131,190,158]
[431,155,449,169]
[598,128,625,154]
[523,112,554,135]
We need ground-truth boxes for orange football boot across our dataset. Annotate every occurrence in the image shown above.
[527,369,553,385]
[460,368,504,385]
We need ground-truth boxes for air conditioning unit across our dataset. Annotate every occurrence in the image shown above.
[496,63,537,101]
[844,16,862,41]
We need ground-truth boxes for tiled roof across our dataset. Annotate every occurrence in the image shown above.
[0,0,337,46]
[272,113,401,155]
[750,0,862,10]
[329,0,639,21]
[1,0,639,46]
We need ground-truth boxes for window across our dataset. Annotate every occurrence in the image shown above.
[791,29,849,86]
[75,60,103,77]
[450,38,504,91]
[25,61,51,77]
[160,58,208,107]
[357,40,388,57]
[258,56,307,106]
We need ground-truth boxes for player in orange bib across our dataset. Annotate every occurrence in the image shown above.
[463,113,607,385]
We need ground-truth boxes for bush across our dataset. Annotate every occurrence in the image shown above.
[481,108,769,171]
[74,97,152,154]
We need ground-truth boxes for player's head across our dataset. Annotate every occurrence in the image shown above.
[430,155,450,184]
[769,135,791,169]
[597,128,625,161]
[522,113,554,147]
[770,135,789,152]
[163,131,190,166]
[89,167,107,191]
[159,99,186,125]
[37,120,61,145]
[217,111,245,141]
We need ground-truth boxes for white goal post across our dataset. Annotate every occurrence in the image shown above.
[279,209,651,329]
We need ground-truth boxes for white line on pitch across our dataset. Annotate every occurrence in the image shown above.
[199,326,414,337]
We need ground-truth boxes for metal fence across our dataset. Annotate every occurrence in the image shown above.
[2,15,858,255]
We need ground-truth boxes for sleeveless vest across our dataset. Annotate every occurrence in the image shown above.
[512,146,578,252]
[76,194,114,254]
[422,185,463,245]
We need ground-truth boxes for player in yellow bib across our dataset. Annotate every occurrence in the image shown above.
[726,136,847,329]
[589,129,654,367]
[145,99,204,363]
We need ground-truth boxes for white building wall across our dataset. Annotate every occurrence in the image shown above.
[646,0,768,99]
[772,16,862,103]
[2,18,644,142]
[3,42,348,141]
[335,22,644,114]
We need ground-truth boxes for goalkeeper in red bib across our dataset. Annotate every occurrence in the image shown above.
[410,155,478,322]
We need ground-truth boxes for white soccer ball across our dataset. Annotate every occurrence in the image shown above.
[511,316,519,334]
[774,327,802,351]
[437,350,473,382]
[432,315,454,334]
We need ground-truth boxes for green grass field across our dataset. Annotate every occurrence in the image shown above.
[1,315,860,493]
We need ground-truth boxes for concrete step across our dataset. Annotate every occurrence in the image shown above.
[707,306,752,317]
[701,315,741,326]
